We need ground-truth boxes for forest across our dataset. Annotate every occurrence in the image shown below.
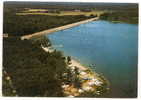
[100,11,138,24]
[3,36,84,96]
[4,13,91,36]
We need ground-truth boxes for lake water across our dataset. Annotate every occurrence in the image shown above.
[46,20,138,98]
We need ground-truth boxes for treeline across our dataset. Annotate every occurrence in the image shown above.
[3,7,92,36]
[3,2,138,37]
[100,11,138,24]
[2,37,79,96]
[4,2,138,12]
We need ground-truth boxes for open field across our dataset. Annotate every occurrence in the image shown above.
[16,8,104,16]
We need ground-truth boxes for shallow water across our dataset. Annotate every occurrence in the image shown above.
[46,20,138,98]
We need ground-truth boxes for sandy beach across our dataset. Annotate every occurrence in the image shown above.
[41,42,109,96]
[69,59,88,71]
[42,46,87,71]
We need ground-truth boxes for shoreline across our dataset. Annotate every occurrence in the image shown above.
[69,59,88,71]
[21,17,99,40]
[41,46,88,71]
[41,46,109,96]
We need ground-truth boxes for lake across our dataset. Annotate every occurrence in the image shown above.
[46,20,138,98]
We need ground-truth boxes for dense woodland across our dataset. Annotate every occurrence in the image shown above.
[100,11,138,24]
[4,14,91,36]
[3,37,64,96]
[3,37,84,96]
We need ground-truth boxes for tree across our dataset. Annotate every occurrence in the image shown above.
[74,67,81,88]
[67,56,71,64]
[90,14,97,18]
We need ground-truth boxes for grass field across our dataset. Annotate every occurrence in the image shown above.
[16,8,105,16]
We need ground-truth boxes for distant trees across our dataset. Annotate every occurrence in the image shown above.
[3,7,90,36]
[100,11,138,24]
[99,12,109,20]
[89,14,97,18]
[48,10,61,14]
